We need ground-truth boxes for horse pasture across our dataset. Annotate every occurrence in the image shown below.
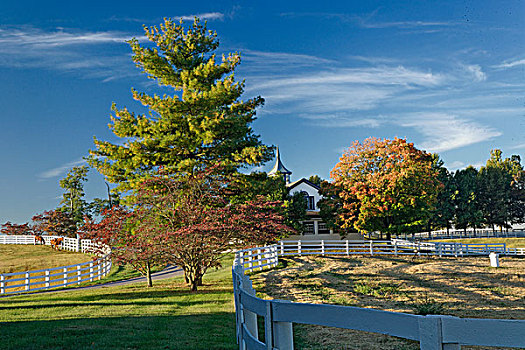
[0,245,89,274]
[251,255,525,349]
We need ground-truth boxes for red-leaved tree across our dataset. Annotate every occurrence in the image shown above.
[32,210,78,237]
[135,169,293,291]
[0,222,34,235]
[81,207,163,287]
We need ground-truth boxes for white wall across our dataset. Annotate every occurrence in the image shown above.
[289,182,321,211]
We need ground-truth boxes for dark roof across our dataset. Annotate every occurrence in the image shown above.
[268,147,292,176]
[286,178,321,191]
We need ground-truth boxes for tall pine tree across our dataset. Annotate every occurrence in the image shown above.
[88,18,272,196]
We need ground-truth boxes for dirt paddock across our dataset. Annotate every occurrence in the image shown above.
[250,255,525,349]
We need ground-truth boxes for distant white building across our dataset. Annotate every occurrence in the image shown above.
[268,147,362,240]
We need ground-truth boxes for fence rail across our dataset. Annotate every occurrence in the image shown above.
[402,228,525,240]
[277,239,524,258]
[0,235,111,295]
[233,240,525,349]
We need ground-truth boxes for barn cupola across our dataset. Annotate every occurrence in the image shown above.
[268,146,292,184]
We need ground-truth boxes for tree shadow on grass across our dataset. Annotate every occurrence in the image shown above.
[1,314,237,350]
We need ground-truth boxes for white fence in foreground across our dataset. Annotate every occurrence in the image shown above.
[0,235,111,295]
[233,242,525,349]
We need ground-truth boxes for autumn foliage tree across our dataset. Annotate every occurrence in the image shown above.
[32,210,78,237]
[0,222,34,235]
[134,169,293,291]
[81,207,162,287]
[331,137,441,239]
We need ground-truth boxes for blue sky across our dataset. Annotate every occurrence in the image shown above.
[1,0,523,224]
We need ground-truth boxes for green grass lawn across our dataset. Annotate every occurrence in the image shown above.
[0,256,237,350]
[431,237,525,248]
[0,245,91,274]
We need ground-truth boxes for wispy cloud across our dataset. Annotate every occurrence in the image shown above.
[493,58,525,69]
[242,49,515,153]
[38,159,86,179]
[462,64,486,82]
[357,19,455,29]
[0,26,140,80]
[108,12,225,23]
[510,143,525,150]
[398,113,502,153]
[179,12,224,21]
[280,11,456,30]
[0,27,133,47]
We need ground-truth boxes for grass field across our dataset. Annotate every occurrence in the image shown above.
[251,255,525,350]
[0,245,90,274]
[431,237,525,248]
[0,256,236,350]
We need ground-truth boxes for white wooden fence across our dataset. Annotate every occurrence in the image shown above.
[277,239,525,258]
[0,235,111,295]
[233,241,525,349]
[404,228,525,240]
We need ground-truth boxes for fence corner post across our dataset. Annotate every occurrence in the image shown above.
[0,274,5,294]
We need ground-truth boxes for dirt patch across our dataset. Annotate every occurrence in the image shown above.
[250,255,525,350]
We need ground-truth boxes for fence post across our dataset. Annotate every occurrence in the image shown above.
[346,240,349,256]
[77,265,81,285]
[394,240,398,256]
[89,262,94,282]
[1,274,5,294]
[272,300,294,350]
[419,315,461,350]
[265,301,273,350]
[241,275,258,341]
[280,241,284,256]
[321,240,325,256]
[97,261,101,280]
[439,243,443,258]
[369,241,373,256]
[63,267,68,287]
[258,249,263,271]
[45,269,50,288]
[25,272,30,291]
[298,241,302,256]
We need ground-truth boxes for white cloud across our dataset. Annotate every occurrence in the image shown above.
[358,20,455,29]
[493,58,525,69]
[509,143,525,150]
[447,160,465,170]
[250,66,445,91]
[38,159,86,179]
[463,64,486,82]
[0,26,140,80]
[179,12,224,21]
[0,27,133,47]
[398,113,502,153]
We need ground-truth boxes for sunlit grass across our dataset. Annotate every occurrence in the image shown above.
[0,255,236,350]
[0,245,90,274]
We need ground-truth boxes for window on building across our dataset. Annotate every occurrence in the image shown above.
[303,222,315,235]
[318,222,330,234]
[301,191,316,210]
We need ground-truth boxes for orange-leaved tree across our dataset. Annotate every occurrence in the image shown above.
[331,137,442,239]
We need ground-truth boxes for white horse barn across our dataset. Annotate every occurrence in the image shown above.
[268,148,362,241]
